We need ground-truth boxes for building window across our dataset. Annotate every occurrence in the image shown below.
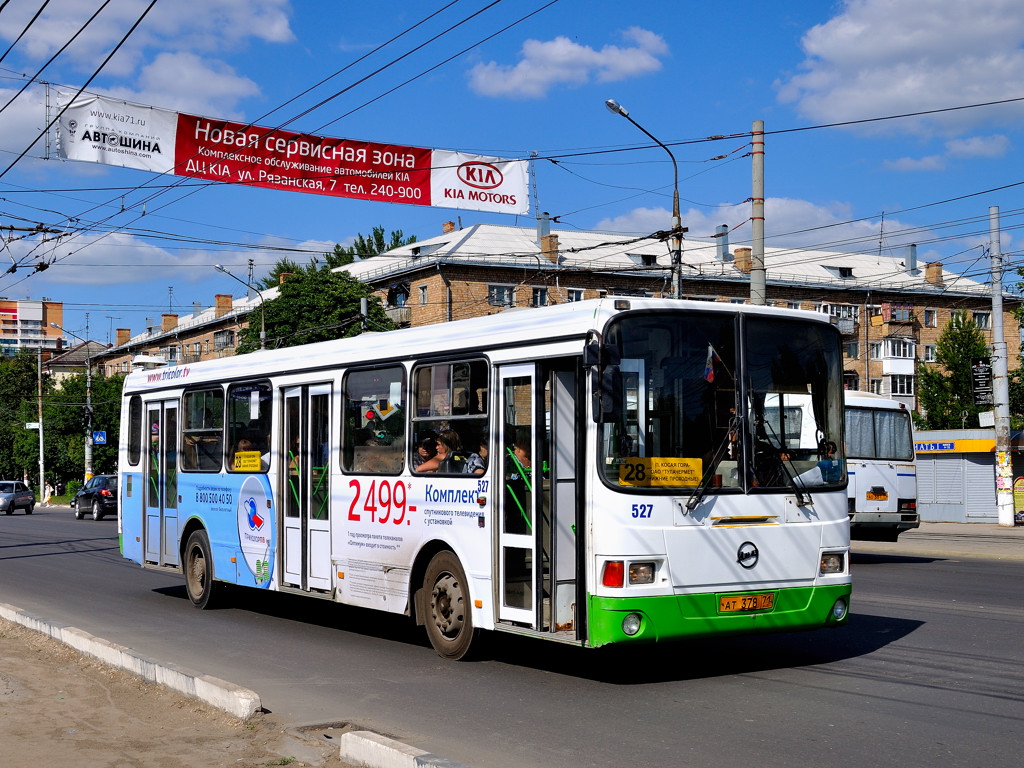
[924,309,938,327]
[531,287,548,307]
[419,285,428,305]
[973,311,991,330]
[887,338,915,358]
[827,304,858,320]
[869,342,882,360]
[213,329,235,350]
[488,285,515,307]
[567,288,584,302]
[890,374,915,395]
[924,344,937,363]
[786,301,801,310]
[844,372,860,390]
[844,340,860,359]
[869,378,883,394]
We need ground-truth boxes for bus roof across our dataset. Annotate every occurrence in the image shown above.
[844,390,908,410]
[123,297,834,394]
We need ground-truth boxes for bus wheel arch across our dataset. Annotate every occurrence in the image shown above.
[183,527,222,610]
[418,547,478,660]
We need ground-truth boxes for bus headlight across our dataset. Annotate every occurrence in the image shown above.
[820,552,845,574]
[622,613,642,636]
[628,562,655,584]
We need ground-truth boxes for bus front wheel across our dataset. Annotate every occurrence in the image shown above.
[423,551,476,660]
[184,530,221,609]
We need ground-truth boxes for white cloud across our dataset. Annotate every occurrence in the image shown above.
[0,0,294,75]
[106,52,261,118]
[469,27,668,99]
[883,155,946,171]
[596,197,922,252]
[776,0,1024,135]
[945,134,1010,158]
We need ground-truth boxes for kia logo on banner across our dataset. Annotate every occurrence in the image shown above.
[458,161,503,189]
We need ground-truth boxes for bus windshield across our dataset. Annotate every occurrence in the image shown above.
[599,311,844,491]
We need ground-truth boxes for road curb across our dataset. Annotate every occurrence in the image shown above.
[339,730,471,768]
[0,601,261,720]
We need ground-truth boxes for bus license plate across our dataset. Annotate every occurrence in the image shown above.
[719,593,775,613]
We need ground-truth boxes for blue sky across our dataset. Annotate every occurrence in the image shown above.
[1,0,1023,341]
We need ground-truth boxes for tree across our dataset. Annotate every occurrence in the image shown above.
[237,261,396,353]
[915,310,991,429]
[325,226,417,268]
[255,257,304,290]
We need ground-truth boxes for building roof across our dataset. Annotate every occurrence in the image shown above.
[339,222,995,299]
[44,340,109,368]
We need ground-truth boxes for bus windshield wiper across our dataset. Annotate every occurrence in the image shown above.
[686,416,740,512]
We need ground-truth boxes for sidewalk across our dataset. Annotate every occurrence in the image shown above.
[851,521,1024,560]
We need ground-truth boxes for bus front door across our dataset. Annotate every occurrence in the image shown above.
[281,384,332,592]
[498,365,537,626]
[144,401,179,566]
[497,363,580,636]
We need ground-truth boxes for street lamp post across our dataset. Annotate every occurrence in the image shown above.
[215,262,266,349]
[605,99,686,298]
[51,316,93,481]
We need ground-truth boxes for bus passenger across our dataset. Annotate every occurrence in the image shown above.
[466,429,488,475]
[412,437,438,470]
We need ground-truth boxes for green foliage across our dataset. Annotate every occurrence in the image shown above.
[237,262,396,353]
[255,257,304,290]
[326,226,417,267]
[0,351,123,485]
[915,310,991,429]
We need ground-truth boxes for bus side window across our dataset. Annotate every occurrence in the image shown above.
[411,360,489,476]
[342,366,406,474]
[181,388,224,472]
[226,381,272,473]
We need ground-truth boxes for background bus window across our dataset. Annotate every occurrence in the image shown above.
[227,382,272,472]
[181,389,224,471]
[342,366,405,474]
[411,360,489,475]
[127,395,143,466]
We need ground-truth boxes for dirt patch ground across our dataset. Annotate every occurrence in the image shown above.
[0,618,353,768]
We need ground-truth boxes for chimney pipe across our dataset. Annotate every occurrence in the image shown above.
[925,262,944,286]
[716,224,731,262]
[734,247,752,274]
[905,243,918,274]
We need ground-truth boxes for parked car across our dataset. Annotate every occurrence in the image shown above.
[0,480,36,515]
[72,474,118,520]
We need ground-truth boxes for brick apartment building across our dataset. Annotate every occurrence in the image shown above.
[89,220,1021,415]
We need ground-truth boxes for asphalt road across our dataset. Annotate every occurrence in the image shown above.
[1,507,1022,768]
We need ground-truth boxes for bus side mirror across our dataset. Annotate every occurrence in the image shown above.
[591,365,622,422]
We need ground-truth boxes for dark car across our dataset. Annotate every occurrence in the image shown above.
[72,474,118,520]
[0,480,35,515]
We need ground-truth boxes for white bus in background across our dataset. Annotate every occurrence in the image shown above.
[844,391,919,541]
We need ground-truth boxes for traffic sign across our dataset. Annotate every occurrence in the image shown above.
[93,431,107,444]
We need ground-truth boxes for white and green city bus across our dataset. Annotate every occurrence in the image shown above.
[118,298,851,659]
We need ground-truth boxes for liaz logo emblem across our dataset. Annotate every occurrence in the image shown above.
[737,541,759,569]
[458,161,503,189]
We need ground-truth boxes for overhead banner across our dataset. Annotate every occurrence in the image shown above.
[56,94,528,215]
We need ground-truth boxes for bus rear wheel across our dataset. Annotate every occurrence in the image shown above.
[423,551,476,660]
[184,530,221,609]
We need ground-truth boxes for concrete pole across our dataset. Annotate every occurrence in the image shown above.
[989,207,1014,526]
[750,120,766,305]
[37,347,45,493]
[84,313,93,482]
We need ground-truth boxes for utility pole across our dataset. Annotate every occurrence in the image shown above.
[750,120,766,305]
[37,347,45,493]
[989,207,1014,526]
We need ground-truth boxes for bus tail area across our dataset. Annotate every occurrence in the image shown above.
[118,299,851,660]
[844,391,919,541]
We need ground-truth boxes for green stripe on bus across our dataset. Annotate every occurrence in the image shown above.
[586,584,852,647]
